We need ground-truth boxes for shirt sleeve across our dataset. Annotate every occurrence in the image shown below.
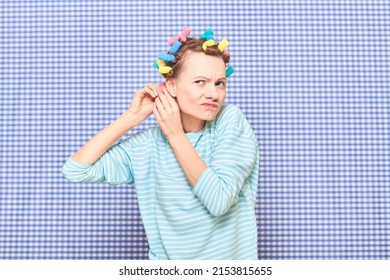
[192,105,259,217]
[61,141,134,186]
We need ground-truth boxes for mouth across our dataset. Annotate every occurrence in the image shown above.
[201,103,218,109]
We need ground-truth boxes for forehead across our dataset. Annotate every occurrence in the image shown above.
[179,51,226,78]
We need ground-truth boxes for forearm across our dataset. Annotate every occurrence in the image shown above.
[168,133,208,187]
[71,110,140,165]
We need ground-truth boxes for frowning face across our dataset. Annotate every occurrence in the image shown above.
[167,51,227,133]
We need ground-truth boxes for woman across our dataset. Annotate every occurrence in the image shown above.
[62,28,260,260]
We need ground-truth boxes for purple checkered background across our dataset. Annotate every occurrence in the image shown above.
[1,0,389,259]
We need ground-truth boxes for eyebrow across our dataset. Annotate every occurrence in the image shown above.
[192,76,227,81]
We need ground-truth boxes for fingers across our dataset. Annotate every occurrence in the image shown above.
[152,83,184,138]
[137,83,178,118]
[157,92,171,110]
[158,83,178,109]
[155,94,163,108]
[154,91,172,119]
[157,83,165,95]
[140,83,173,100]
[144,84,159,98]
[161,87,175,107]
[153,101,161,120]
[134,84,156,101]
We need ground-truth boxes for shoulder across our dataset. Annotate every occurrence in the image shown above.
[213,103,255,138]
[214,103,243,127]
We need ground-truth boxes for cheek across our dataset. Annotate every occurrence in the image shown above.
[217,89,227,102]
[176,87,199,105]
[220,90,227,101]
[175,94,191,110]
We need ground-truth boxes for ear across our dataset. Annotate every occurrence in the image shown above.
[165,78,177,97]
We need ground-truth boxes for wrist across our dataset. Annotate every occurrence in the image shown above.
[166,131,187,145]
[122,110,142,130]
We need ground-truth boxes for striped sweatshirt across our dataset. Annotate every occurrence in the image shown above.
[61,103,260,260]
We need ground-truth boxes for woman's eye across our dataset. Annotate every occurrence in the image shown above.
[195,80,205,86]
[216,81,225,87]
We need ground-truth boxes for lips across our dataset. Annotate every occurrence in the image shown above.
[202,103,218,109]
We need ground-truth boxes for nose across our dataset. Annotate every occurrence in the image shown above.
[205,84,219,100]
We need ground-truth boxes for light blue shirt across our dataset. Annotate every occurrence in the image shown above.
[62,103,259,260]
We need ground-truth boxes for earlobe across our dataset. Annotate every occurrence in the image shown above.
[166,79,177,97]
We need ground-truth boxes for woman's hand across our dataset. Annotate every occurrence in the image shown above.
[153,84,184,140]
[127,84,159,123]
[71,84,160,165]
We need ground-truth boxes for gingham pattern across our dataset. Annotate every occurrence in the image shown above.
[1,0,389,260]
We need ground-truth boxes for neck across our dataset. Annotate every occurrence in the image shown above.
[181,111,205,133]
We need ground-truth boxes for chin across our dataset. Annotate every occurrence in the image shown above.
[201,111,219,121]
[182,107,220,123]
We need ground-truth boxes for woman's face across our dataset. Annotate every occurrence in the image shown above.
[168,51,227,133]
